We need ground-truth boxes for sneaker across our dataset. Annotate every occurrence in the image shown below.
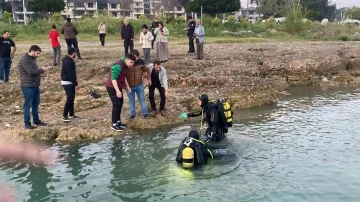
[144,114,149,119]
[111,124,123,132]
[151,110,157,117]
[63,116,70,122]
[69,115,79,119]
[117,122,127,129]
[4,81,13,84]
[129,115,136,120]
[160,110,166,117]
[34,120,47,126]
[25,124,36,130]
[78,57,84,59]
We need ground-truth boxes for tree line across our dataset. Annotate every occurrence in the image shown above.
[187,0,337,21]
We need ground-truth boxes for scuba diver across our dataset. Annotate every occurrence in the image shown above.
[179,94,233,142]
[176,129,237,169]
[176,130,214,168]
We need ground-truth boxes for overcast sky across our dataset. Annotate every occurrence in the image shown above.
[240,0,360,8]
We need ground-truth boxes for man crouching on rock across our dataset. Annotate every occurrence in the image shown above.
[18,45,48,130]
[105,54,135,131]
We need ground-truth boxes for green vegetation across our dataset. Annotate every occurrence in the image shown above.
[186,0,240,16]
[1,11,360,43]
[345,6,360,20]
[250,0,336,21]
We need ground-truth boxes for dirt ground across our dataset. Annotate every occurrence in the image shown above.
[2,40,360,141]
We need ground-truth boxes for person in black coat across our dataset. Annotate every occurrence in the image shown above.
[186,16,196,53]
[180,94,228,142]
[61,47,78,121]
[121,19,134,56]
[150,17,159,49]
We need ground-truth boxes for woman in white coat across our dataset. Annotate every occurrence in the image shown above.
[139,24,154,65]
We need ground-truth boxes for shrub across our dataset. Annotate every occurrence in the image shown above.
[51,12,62,22]
[212,17,221,27]
[338,35,350,41]
[176,16,186,24]
[157,15,165,23]
[138,14,148,21]
[2,11,12,23]
[267,17,275,24]
[202,14,213,27]
[227,15,237,23]
[284,5,311,34]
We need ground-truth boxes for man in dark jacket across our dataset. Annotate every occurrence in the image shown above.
[180,94,228,142]
[150,17,159,49]
[61,18,83,59]
[121,19,134,56]
[186,16,196,53]
[61,47,78,122]
[18,45,48,129]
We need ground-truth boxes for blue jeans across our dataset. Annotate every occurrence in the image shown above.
[0,57,12,82]
[127,83,148,116]
[21,87,41,126]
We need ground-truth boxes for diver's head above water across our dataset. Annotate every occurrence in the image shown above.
[188,130,200,140]
[198,94,209,107]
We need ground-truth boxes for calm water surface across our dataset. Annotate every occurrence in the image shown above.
[1,87,360,202]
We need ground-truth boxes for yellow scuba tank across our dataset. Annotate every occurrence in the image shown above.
[211,97,233,127]
[222,101,233,127]
[182,146,195,168]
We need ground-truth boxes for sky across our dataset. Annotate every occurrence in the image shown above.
[240,0,360,8]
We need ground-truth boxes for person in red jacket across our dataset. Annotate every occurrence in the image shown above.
[49,24,61,66]
[105,54,135,131]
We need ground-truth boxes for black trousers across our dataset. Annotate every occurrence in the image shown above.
[107,87,124,124]
[188,36,195,52]
[123,39,134,56]
[63,85,76,117]
[99,33,106,46]
[151,32,157,48]
[65,39,81,58]
[148,84,166,110]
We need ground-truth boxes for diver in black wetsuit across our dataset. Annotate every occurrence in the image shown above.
[180,94,229,142]
[176,130,214,168]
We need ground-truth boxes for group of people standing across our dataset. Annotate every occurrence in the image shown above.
[14,43,168,131]
[119,18,171,64]
[1,16,205,131]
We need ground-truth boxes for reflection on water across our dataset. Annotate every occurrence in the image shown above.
[1,87,360,201]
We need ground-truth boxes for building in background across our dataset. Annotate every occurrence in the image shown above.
[3,0,187,23]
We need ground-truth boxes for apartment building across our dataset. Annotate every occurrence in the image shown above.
[4,0,187,23]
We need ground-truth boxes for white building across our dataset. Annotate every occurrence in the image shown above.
[4,0,187,23]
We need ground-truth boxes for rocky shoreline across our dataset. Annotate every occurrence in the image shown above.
[1,41,360,141]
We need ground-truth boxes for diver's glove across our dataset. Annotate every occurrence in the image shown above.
[179,112,188,119]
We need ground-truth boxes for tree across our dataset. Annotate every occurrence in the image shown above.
[186,0,240,16]
[300,0,336,21]
[345,6,360,20]
[28,0,65,13]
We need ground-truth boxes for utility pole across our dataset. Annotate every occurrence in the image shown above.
[23,0,27,25]
[246,0,249,18]
[201,6,202,24]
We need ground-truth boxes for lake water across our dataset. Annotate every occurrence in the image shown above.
[1,87,360,202]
